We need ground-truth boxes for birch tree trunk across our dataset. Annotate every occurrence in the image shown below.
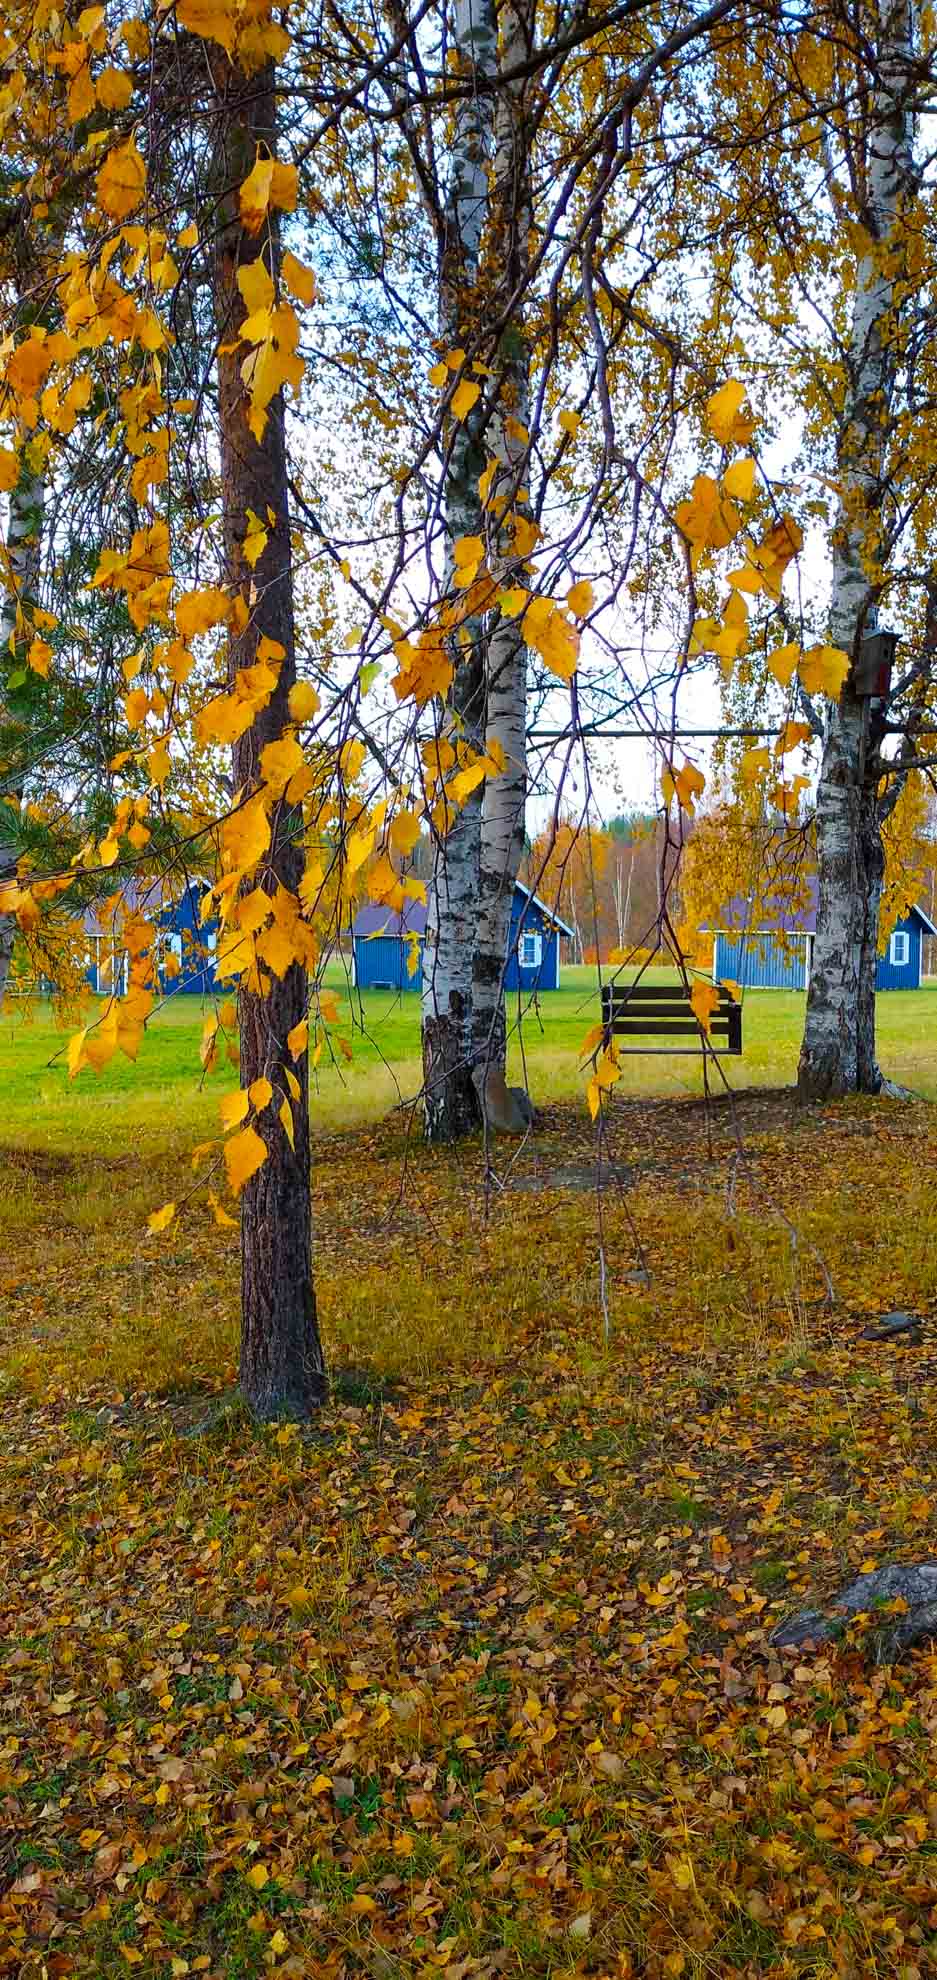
[798,0,917,1099]
[211,58,326,1417]
[471,0,532,1094]
[421,0,498,1141]
[0,463,45,1007]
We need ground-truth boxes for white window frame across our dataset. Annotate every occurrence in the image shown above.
[890,929,910,967]
[519,929,542,970]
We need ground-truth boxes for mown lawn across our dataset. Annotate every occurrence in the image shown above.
[4,978,937,1977]
[2,966,936,1160]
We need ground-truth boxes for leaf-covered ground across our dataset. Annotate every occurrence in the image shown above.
[4,1090,937,1978]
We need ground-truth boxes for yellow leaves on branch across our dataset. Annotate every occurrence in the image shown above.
[239,150,299,236]
[587,1043,621,1120]
[96,140,146,221]
[689,980,720,1037]
[175,586,231,639]
[451,378,481,422]
[224,1123,267,1194]
[799,644,850,698]
[662,761,706,815]
[235,258,305,442]
[705,379,756,449]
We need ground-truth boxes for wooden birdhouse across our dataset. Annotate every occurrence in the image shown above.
[854,628,898,698]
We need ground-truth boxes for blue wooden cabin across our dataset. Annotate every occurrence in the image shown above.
[84,878,217,995]
[352,881,574,993]
[713,880,936,992]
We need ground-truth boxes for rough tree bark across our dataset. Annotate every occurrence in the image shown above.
[471,0,532,1097]
[211,58,326,1416]
[420,0,498,1141]
[0,460,44,1007]
[798,0,918,1098]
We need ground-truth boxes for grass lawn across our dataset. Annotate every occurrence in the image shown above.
[3,966,937,1161]
[4,975,937,1976]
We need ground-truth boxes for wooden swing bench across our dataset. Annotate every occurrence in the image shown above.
[601,982,743,1056]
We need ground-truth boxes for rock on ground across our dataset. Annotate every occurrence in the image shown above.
[772,1562,937,1661]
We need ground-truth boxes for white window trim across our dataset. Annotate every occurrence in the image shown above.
[519,929,542,969]
[890,929,910,967]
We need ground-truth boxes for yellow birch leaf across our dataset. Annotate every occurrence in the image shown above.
[279,1097,294,1148]
[287,1018,308,1059]
[390,809,420,855]
[288,680,319,722]
[28,638,52,677]
[739,745,771,783]
[774,720,812,757]
[224,1124,267,1194]
[0,447,18,491]
[96,65,133,111]
[239,153,274,234]
[705,379,755,447]
[148,1201,176,1234]
[566,579,594,617]
[245,1863,269,1890]
[690,981,720,1036]
[284,1067,300,1101]
[558,409,581,435]
[68,1029,89,1078]
[766,642,799,688]
[799,643,850,698]
[219,1089,250,1132]
[722,457,756,501]
[97,140,146,220]
[243,510,268,568]
[451,379,481,421]
[281,250,316,304]
[428,361,448,386]
[248,1076,273,1111]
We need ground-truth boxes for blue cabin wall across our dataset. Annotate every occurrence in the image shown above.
[86,885,218,996]
[504,892,560,993]
[714,913,925,992]
[162,885,218,993]
[355,931,423,992]
[351,887,566,994]
[875,914,921,990]
[714,931,809,990]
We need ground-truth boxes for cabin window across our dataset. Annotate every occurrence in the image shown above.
[519,930,542,970]
[890,930,910,967]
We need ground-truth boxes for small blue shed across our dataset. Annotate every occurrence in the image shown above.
[84,877,217,995]
[713,879,936,992]
[352,881,574,993]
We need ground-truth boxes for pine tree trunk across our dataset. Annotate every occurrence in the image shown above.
[798,0,917,1099]
[420,0,497,1142]
[211,58,326,1417]
[0,463,45,1007]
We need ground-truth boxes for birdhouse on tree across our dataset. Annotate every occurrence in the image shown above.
[854,628,899,699]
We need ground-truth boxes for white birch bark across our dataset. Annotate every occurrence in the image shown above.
[798,0,918,1097]
[470,0,531,1096]
[421,0,498,1140]
[0,465,45,1006]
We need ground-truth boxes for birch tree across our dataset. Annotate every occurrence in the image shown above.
[798,0,920,1097]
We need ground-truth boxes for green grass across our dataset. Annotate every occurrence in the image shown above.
[1,964,936,1158]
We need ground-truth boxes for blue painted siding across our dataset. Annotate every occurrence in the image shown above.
[875,914,921,990]
[505,895,560,993]
[714,931,808,990]
[86,883,218,996]
[352,886,566,993]
[356,932,423,992]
